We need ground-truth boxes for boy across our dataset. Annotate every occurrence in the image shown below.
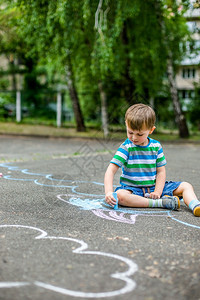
[104,103,200,217]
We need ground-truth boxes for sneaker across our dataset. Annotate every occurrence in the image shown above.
[193,205,200,217]
[161,195,180,210]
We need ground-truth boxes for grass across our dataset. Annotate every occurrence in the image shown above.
[0,121,105,139]
[0,121,200,142]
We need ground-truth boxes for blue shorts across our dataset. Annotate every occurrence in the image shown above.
[115,181,182,198]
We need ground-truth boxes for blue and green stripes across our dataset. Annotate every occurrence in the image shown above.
[111,137,166,188]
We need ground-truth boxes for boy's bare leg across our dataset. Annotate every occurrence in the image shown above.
[116,189,149,208]
[173,182,198,207]
[173,181,200,216]
[114,189,180,210]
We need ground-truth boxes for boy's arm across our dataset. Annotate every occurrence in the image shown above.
[104,163,119,206]
[150,165,166,199]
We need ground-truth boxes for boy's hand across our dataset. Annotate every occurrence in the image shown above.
[105,191,116,207]
[149,191,161,199]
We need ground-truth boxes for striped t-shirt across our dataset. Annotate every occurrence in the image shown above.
[110,137,166,187]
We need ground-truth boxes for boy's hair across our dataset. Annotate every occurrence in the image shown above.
[125,103,156,130]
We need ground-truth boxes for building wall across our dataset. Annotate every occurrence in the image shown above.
[176,5,200,107]
[0,54,9,70]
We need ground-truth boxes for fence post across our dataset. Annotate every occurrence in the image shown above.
[57,92,62,127]
[16,91,21,122]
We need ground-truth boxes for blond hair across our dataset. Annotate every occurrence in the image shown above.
[125,103,156,130]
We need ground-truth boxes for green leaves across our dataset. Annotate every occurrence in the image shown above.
[0,0,193,130]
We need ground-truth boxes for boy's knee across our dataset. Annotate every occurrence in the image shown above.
[116,189,130,205]
[179,181,194,192]
[116,190,124,204]
[182,181,193,188]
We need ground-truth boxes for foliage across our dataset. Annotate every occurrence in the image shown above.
[0,0,194,132]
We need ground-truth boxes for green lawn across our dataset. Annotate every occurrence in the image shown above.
[0,121,200,142]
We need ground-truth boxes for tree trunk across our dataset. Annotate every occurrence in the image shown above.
[167,58,189,138]
[65,59,86,132]
[98,81,109,137]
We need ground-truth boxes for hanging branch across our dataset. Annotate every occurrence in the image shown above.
[95,0,110,44]
[94,0,110,137]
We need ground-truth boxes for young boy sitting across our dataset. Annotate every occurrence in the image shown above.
[104,103,200,217]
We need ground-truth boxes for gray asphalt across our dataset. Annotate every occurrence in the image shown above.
[0,135,200,300]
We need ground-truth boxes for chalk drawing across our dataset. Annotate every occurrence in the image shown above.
[0,224,138,298]
[92,210,166,224]
[57,194,172,224]
[1,163,200,229]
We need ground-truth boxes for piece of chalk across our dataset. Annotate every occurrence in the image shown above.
[113,192,118,210]
[144,193,150,198]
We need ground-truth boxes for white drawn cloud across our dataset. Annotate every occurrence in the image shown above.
[0,224,138,298]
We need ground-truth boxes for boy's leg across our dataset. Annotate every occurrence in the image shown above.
[116,189,149,208]
[173,182,200,216]
[116,189,179,210]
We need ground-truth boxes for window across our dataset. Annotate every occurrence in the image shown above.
[182,68,196,79]
[180,90,195,99]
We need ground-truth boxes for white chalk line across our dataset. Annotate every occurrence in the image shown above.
[0,224,138,298]
[0,282,30,288]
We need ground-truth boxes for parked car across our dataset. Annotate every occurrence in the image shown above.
[47,103,73,121]
[3,104,29,118]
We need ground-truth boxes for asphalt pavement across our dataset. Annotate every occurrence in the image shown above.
[0,134,200,300]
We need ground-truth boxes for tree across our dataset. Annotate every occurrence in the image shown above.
[91,0,168,135]
[0,2,49,106]
[91,0,191,137]
[154,0,191,138]
[1,0,193,137]
[5,0,86,131]
[0,4,21,90]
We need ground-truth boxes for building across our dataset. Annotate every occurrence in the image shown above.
[176,3,200,111]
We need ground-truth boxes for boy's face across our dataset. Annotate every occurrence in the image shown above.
[126,122,155,146]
